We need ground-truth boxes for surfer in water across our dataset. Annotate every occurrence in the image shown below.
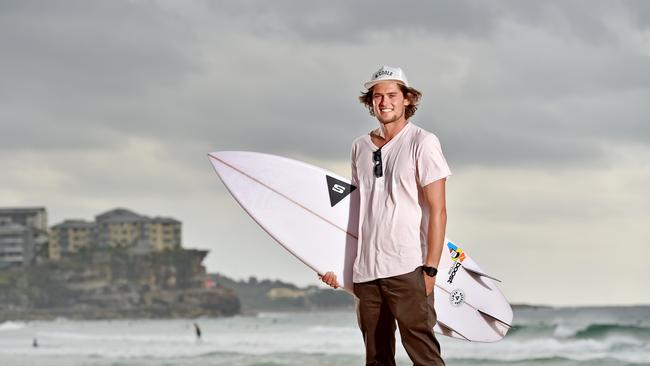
[321,66,450,365]
[193,322,202,341]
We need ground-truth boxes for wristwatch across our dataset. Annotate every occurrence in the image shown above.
[422,265,438,277]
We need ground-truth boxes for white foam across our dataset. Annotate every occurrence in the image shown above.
[0,321,27,331]
[0,309,649,364]
[255,312,293,319]
[441,334,650,363]
[306,325,358,334]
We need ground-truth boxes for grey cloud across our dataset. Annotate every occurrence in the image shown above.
[501,1,622,45]
[1,0,648,169]
[0,0,196,99]
[214,0,646,45]
[214,0,501,43]
[0,0,200,152]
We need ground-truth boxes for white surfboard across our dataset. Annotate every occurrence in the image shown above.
[208,151,512,342]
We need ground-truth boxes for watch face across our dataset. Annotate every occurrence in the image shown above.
[424,267,437,276]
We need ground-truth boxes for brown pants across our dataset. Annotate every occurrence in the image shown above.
[353,267,445,366]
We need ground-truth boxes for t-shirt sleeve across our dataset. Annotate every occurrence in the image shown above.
[417,134,452,187]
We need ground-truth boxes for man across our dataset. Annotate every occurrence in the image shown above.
[193,322,202,341]
[321,66,450,366]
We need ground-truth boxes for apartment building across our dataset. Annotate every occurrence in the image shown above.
[0,207,47,231]
[95,208,181,251]
[48,220,95,260]
[0,223,35,268]
[0,207,48,267]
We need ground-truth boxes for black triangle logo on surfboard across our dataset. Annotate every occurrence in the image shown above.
[326,175,357,207]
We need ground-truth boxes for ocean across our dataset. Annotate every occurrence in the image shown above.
[0,306,648,366]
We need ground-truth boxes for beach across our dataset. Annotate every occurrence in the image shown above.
[1,305,648,366]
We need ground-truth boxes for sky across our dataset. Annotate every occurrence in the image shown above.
[1,0,649,306]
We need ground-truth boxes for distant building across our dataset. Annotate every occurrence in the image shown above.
[0,207,48,231]
[49,220,95,260]
[0,223,35,268]
[47,208,182,261]
[267,288,306,299]
[0,207,48,267]
[149,216,182,252]
[94,208,181,251]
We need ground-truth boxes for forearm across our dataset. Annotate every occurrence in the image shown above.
[425,209,447,268]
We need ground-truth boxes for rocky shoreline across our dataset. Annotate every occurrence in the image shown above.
[0,247,240,322]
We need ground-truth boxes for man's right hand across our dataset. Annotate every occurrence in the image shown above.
[319,271,339,289]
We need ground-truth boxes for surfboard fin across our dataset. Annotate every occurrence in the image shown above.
[477,309,512,328]
[463,266,502,283]
[436,320,471,341]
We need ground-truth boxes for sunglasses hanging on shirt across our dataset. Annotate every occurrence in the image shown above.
[372,148,383,178]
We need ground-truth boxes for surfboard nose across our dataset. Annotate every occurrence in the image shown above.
[207,151,246,169]
[207,151,238,178]
[208,151,233,161]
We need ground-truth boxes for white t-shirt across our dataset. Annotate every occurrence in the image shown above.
[351,122,452,283]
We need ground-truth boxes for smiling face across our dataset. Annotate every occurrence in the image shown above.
[371,81,410,125]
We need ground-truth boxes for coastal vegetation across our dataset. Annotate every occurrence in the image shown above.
[0,247,240,321]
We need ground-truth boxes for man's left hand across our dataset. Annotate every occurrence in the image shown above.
[423,273,436,296]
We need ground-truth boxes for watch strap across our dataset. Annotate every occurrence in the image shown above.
[422,265,438,277]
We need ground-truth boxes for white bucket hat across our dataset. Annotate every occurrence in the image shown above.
[363,66,410,90]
